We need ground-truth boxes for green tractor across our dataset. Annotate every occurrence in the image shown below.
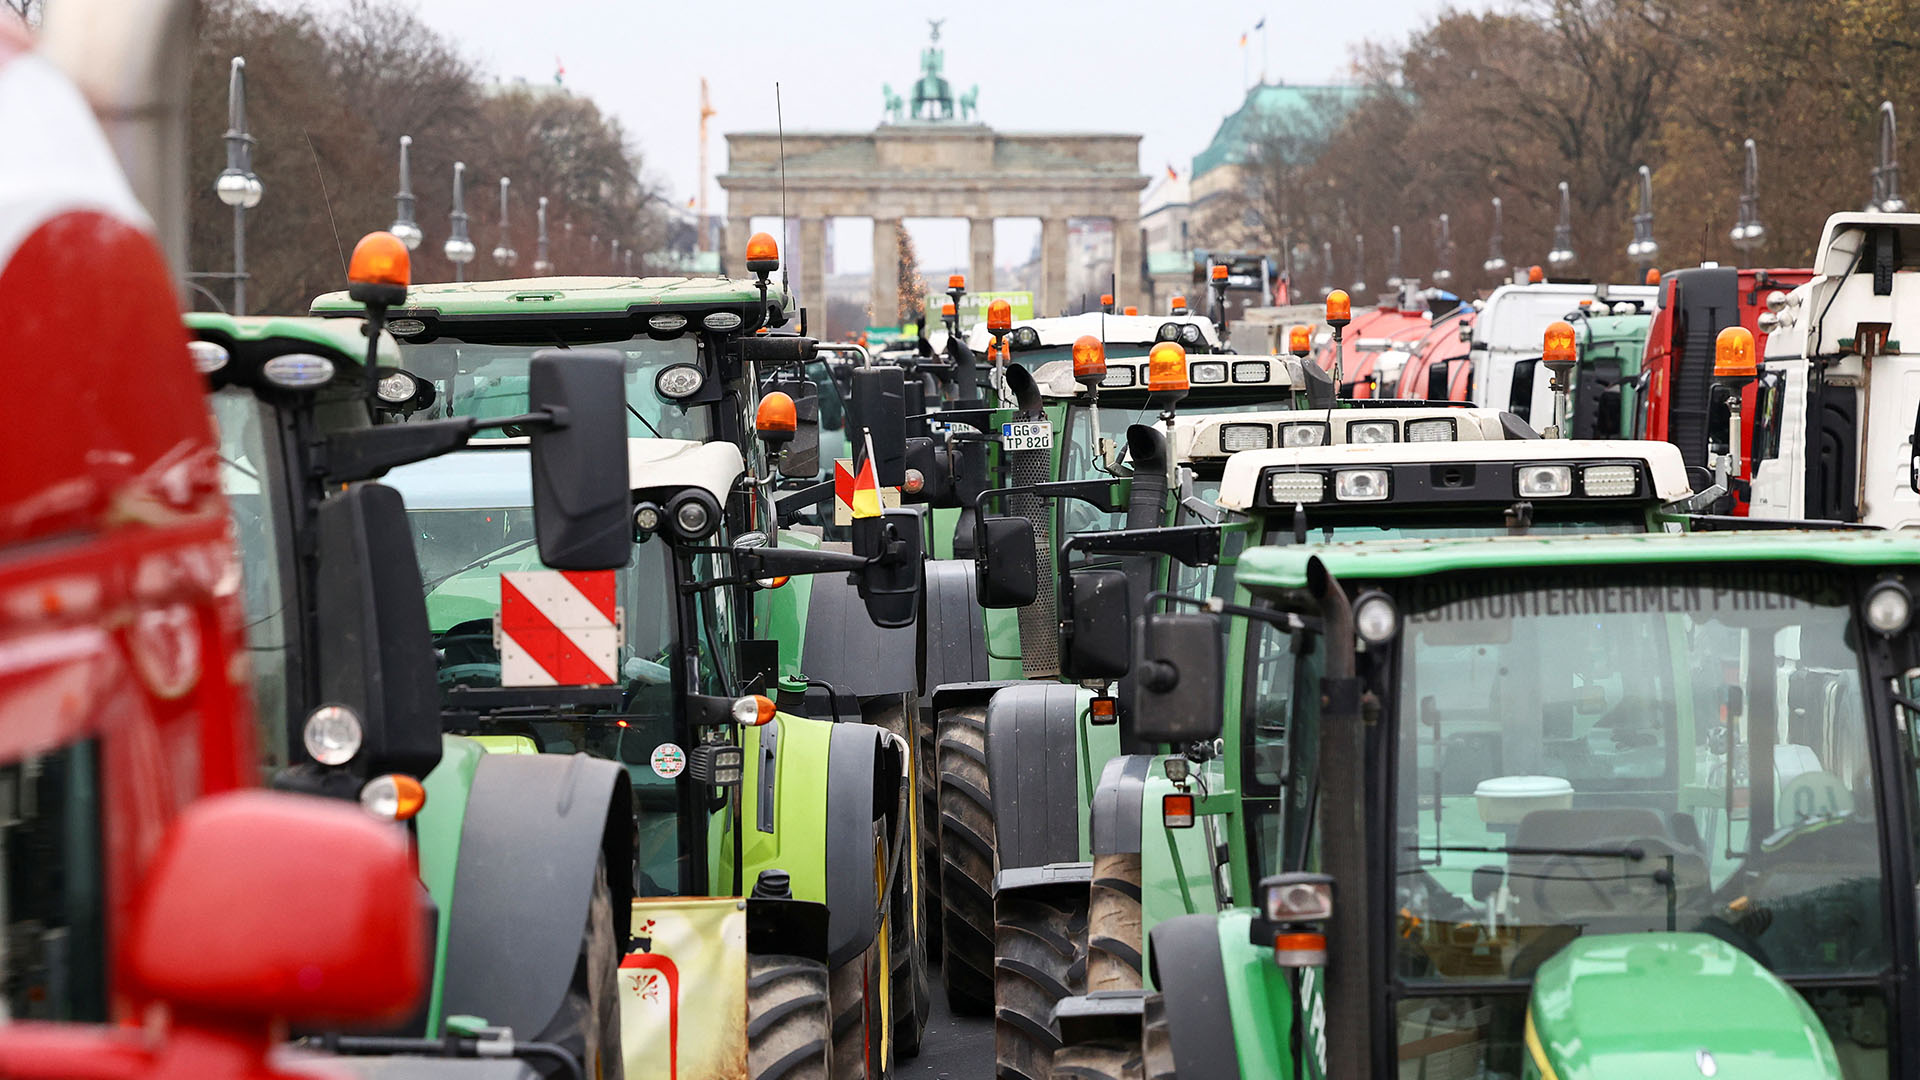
[1565,299,1653,441]
[1037,416,1701,1076]
[1128,529,1920,1079]
[310,266,937,1062]
[381,431,922,1080]
[188,300,640,1079]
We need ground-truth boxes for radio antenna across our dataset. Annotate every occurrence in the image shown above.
[776,82,790,302]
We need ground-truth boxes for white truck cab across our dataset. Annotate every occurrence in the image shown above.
[1751,211,1920,526]
[1471,282,1657,430]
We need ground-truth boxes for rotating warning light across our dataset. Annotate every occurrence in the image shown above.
[1542,320,1577,369]
[745,232,780,274]
[949,273,966,290]
[1714,325,1757,378]
[987,299,1013,333]
[349,231,411,288]
[756,392,798,442]
[1288,324,1312,356]
[1147,341,1189,391]
[1325,289,1351,327]
[1527,265,1545,284]
[1211,264,1229,282]
[1071,335,1108,385]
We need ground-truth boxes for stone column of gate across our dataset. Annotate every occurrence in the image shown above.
[1113,216,1143,311]
[1040,216,1069,317]
[871,218,901,328]
[723,215,751,277]
[799,217,827,312]
[968,217,995,293]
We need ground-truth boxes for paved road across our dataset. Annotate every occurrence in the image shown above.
[903,962,994,1078]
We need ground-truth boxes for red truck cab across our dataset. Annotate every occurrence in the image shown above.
[1639,265,1812,511]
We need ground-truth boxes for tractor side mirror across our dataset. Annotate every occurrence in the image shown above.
[902,436,953,506]
[763,373,822,480]
[850,365,908,486]
[976,515,1038,608]
[130,792,425,1027]
[527,350,631,570]
[314,483,441,779]
[1063,568,1131,679]
[1132,611,1224,742]
[855,508,923,629]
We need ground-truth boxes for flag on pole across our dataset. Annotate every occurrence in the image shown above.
[554,56,566,85]
[851,432,882,519]
[1238,32,1248,46]
[686,195,696,208]
[1166,162,1178,180]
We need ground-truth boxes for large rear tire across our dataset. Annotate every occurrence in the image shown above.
[1052,1039,1144,1080]
[1142,994,1175,1080]
[936,703,996,1016]
[994,891,1087,1080]
[534,856,623,1080]
[747,955,831,1080]
[917,702,942,956]
[829,948,882,1080]
[1087,853,1143,993]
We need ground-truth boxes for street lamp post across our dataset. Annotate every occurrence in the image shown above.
[1350,232,1366,294]
[1386,224,1403,288]
[1547,181,1576,270]
[1870,101,1906,213]
[1731,139,1766,254]
[610,238,620,272]
[492,177,517,269]
[445,162,476,281]
[389,135,422,251]
[1432,213,1454,288]
[1483,197,1508,277]
[213,56,263,315]
[533,196,553,275]
[1627,165,1658,270]
[1320,240,1335,300]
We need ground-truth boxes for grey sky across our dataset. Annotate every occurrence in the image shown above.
[313,0,1476,271]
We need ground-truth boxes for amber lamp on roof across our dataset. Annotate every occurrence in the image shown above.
[756,391,798,442]
[1542,320,1577,371]
[1071,335,1107,386]
[949,274,966,290]
[1147,341,1189,391]
[941,301,957,317]
[987,299,1013,334]
[1325,289,1352,327]
[1714,326,1757,378]
[745,232,780,275]
[1527,264,1545,284]
[1123,306,1138,316]
[1211,264,1229,282]
[350,230,411,289]
[1288,324,1312,357]
[1170,294,1187,314]
[1645,267,1661,285]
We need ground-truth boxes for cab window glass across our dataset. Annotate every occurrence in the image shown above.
[2,742,106,1022]
[208,387,292,766]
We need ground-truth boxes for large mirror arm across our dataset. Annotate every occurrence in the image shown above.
[1063,524,1223,569]
[323,406,573,484]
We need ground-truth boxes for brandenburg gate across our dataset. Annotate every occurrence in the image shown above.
[718,21,1148,321]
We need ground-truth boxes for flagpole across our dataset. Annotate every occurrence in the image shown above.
[1261,20,1268,83]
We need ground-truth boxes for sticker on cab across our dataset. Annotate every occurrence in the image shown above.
[651,743,687,779]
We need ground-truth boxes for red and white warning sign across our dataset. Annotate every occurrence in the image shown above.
[831,458,901,526]
[498,570,623,686]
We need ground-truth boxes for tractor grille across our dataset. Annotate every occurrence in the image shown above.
[1007,444,1058,678]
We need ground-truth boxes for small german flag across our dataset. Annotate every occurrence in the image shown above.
[851,432,882,519]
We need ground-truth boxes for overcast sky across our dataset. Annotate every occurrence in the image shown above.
[311,0,1482,272]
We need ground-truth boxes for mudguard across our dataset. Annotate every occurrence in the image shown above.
[440,752,634,1039]
[1140,762,1224,982]
[823,721,892,967]
[1147,915,1245,1080]
[984,682,1087,875]
[928,678,1026,719]
[1089,755,1153,856]
[1526,933,1841,1077]
[920,558,991,706]
[799,543,918,698]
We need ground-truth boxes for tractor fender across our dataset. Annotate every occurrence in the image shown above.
[985,681,1086,874]
[927,678,1026,718]
[799,542,918,698]
[1146,915,1245,1080]
[439,752,634,1040]
[822,721,896,967]
[748,896,833,968]
[919,558,990,705]
[1089,754,1154,856]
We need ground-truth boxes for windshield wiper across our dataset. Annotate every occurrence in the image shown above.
[1425,842,1646,861]
[422,538,538,592]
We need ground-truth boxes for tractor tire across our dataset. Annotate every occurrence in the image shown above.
[1142,995,1175,1080]
[1087,853,1143,993]
[533,855,623,1080]
[829,948,882,1080]
[937,703,996,1016]
[994,891,1088,1080]
[1052,1039,1144,1080]
[747,955,831,1080]
[868,695,930,1059]
[917,704,943,956]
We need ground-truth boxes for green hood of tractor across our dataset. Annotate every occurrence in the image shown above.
[1527,934,1839,1078]
[309,274,777,317]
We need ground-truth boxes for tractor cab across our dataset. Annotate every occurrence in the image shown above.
[1470,281,1657,430]
[1133,531,1920,1079]
[1750,212,1920,527]
[966,311,1225,374]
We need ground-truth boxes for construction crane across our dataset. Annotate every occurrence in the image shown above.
[697,77,715,252]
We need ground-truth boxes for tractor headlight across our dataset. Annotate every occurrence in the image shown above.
[1866,581,1913,636]
[1279,422,1328,447]
[1581,465,1638,496]
[189,340,230,374]
[1347,420,1397,444]
[1220,424,1273,452]
[376,371,420,404]
[1262,874,1334,923]
[1333,468,1389,501]
[1267,471,1326,504]
[1354,592,1399,645]
[1190,361,1228,384]
[1405,419,1455,443]
[303,705,363,766]
[655,363,705,400]
[670,492,718,539]
[263,353,336,389]
[1517,464,1573,498]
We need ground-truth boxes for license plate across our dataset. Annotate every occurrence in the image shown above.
[1000,420,1053,452]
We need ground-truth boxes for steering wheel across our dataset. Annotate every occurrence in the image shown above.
[436,618,500,688]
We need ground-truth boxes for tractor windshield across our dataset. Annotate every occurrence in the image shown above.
[208,386,295,767]
[389,334,712,441]
[1386,569,1889,1075]
[1259,508,1650,543]
[1058,392,1291,534]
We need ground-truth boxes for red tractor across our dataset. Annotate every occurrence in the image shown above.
[0,11,425,1079]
